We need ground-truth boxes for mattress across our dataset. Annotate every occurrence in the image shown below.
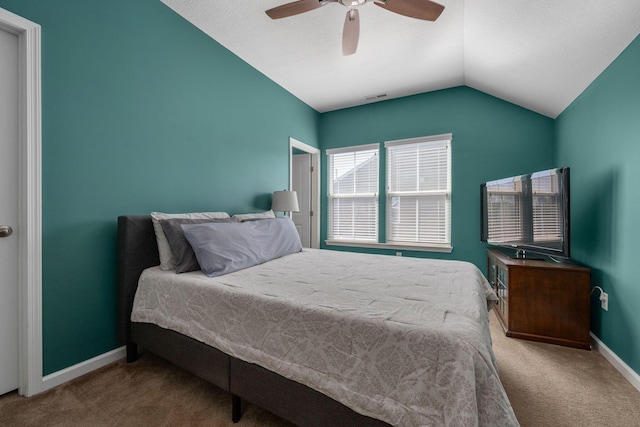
[131,248,518,426]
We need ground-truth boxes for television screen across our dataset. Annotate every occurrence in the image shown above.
[481,167,570,259]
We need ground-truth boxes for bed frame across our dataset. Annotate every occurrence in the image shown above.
[117,215,390,426]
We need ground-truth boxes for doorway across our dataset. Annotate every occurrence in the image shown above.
[0,23,19,397]
[289,138,320,249]
[0,7,42,397]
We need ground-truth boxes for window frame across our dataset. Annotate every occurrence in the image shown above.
[384,134,452,251]
[326,143,380,244]
[325,135,453,253]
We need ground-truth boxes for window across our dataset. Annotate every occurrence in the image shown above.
[326,135,452,252]
[327,144,379,242]
[385,134,451,247]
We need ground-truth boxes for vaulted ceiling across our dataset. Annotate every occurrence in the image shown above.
[162,0,640,118]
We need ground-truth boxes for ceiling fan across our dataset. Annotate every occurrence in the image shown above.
[265,0,445,56]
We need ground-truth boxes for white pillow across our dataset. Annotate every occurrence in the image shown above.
[232,209,276,222]
[150,211,229,270]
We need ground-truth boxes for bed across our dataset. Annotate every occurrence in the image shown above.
[117,215,519,426]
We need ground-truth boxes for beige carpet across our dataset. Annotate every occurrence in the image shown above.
[1,311,639,426]
[489,311,640,427]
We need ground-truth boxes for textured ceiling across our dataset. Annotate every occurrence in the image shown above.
[162,0,640,118]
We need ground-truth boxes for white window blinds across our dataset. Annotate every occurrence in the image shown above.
[385,135,451,245]
[327,144,379,242]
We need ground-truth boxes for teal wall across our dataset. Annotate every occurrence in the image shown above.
[319,86,555,270]
[556,35,640,375]
[0,0,319,375]
[1,0,637,382]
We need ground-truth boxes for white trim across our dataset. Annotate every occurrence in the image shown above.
[41,347,126,392]
[326,142,379,155]
[290,137,321,249]
[0,7,42,398]
[325,240,453,253]
[590,332,640,394]
[384,133,452,148]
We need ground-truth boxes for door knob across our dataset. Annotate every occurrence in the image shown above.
[0,225,13,237]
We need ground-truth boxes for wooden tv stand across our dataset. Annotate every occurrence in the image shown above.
[487,249,591,350]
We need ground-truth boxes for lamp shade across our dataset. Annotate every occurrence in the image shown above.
[271,190,300,213]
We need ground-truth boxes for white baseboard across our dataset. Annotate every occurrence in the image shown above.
[37,336,640,398]
[591,332,640,393]
[41,346,126,392]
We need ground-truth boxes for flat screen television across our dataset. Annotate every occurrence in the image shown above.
[480,167,570,259]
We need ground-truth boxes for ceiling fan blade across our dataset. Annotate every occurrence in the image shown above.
[342,9,360,56]
[266,0,326,19]
[374,0,444,21]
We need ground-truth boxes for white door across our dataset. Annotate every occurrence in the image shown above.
[0,26,19,395]
[292,154,311,247]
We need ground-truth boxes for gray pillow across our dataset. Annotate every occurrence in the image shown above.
[159,217,234,273]
[150,211,230,270]
[182,217,302,277]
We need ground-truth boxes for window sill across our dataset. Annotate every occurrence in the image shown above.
[324,240,453,253]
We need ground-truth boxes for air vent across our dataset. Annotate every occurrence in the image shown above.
[365,93,388,101]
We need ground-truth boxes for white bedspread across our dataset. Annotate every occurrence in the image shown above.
[131,249,518,426]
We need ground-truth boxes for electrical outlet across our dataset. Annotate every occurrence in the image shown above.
[600,292,609,311]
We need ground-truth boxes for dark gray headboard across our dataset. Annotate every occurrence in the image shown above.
[117,215,159,344]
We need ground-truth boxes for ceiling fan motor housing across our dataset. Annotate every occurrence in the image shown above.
[340,0,368,7]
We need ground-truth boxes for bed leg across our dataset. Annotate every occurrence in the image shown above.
[126,342,138,363]
[231,394,242,423]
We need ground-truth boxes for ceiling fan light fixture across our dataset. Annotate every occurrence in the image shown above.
[340,0,367,6]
